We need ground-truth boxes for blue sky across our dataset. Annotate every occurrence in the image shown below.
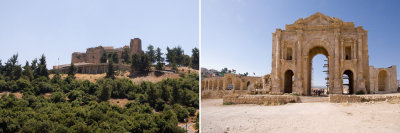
[0,0,198,68]
[202,0,400,86]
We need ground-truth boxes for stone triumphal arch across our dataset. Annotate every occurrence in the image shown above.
[271,12,398,95]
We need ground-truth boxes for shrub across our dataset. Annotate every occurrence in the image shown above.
[155,98,166,111]
[223,102,233,105]
[16,78,32,91]
[68,90,83,101]
[0,80,7,91]
[50,92,66,103]
[187,107,196,116]
[173,104,188,122]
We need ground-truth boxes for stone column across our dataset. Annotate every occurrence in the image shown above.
[303,55,309,95]
[333,31,342,94]
[294,30,303,94]
[357,33,366,92]
[272,29,282,93]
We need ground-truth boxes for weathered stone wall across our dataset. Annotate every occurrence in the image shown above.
[130,38,142,55]
[201,74,272,99]
[369,66,398,94]
[223,95,298,105]
[71,38,143,64]
[201,90,247,99]
[270,12,397,96]
[329,94,400,103]
[71,52,87,63]
[86,46,105,64]
[56,63,131,74]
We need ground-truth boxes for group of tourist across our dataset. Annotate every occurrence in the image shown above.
[313,89,325,96]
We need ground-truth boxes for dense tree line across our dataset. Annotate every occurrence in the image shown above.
[0,54,199,133]
[119,45,199,72]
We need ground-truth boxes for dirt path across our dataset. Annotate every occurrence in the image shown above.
[201,99,400,133]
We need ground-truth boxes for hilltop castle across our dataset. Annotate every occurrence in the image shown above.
[54,38,143,74]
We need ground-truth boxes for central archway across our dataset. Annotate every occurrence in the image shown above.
[307,46,329,96]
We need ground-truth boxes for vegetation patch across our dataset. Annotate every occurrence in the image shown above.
[223,102,233,105]
[0,54,199,133]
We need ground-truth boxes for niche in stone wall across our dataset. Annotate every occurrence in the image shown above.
[286,47,293,60]
[345,46,352,60]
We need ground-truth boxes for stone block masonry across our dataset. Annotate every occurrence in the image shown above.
[223,95,298,106]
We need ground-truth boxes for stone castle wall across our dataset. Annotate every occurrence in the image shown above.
[71,38,143,64]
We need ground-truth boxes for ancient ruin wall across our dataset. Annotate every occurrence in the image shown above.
[270,12,397,95]
[369,65,398,93]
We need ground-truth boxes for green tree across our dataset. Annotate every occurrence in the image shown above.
[182,54,191,67]
[99,83,112,101]
[140,53,151,72]
[131,53,151,74]
[166,47,175,64]
[22,61,34,81]
[4,54,19,80]
[221,67,228,73]
[121,48,130,64]
[131,54,139,74]
[0,59,3,75]
[112,52,119,64]
[12,65,22,81]
[191,47,199,70]
[161,85,171,102]
[68,62,77,78]
[50,92,66,103]
[146,83,157,107]
[175,46,184,66]
[100,52,107,63]
[31,58,38,76]
[146,45,156,64]
[37,54,49,78]
[173,104,189,122]
[106,60,115,79]
[155,47,164,71]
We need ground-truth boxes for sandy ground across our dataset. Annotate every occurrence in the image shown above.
[108,98,134,107]
[201,99,400,133]
[0,91,23,99]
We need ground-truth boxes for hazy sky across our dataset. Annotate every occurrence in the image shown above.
[202,0,400,86]
[0,0,198,68]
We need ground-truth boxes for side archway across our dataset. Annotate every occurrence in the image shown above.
[284,70,294,93]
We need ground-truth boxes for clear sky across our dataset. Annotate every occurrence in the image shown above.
[0,0,198,68]
[202,0,400,86]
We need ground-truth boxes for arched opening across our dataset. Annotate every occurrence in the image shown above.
[234,79,241,90]
[213,80,218,90]
[308,46,329,96]
[378,70,388,91]
[225,78,233,90]
[343,70,354,94]
[284,70,294,93]
[218,79,223,90]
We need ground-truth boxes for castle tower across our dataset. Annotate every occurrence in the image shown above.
[130,38,142,55]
